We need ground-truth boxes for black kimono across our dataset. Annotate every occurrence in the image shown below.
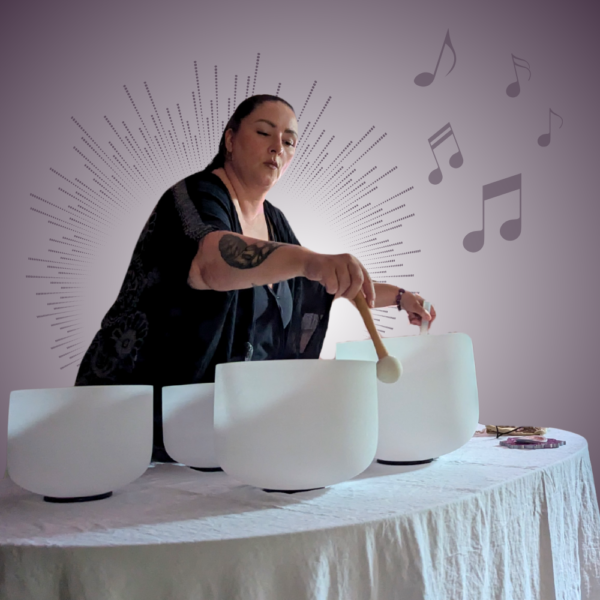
[75,169,334,460]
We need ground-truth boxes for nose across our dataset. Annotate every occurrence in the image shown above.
[270,137,284,155]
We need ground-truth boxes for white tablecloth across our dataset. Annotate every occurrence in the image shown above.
[1,428,599,600]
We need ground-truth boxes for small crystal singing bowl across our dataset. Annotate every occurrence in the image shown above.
[162,382,222,472]
[7,385,153,503]
[214,359,378,493]
[337,333,480,464]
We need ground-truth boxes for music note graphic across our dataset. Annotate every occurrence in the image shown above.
[414,30,457,87]
[428,123,464,184]
[538,108,564,147]
[463,174,522,253]
[506,54,531,98]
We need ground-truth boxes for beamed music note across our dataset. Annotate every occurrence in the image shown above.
[427,123,463,184]
[463,174,522,253]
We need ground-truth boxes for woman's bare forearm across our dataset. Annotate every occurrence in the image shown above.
[346,282,399,308]
[373,283,400,307]
[188,230,313,291]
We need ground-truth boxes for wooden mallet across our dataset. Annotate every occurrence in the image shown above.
[353,292,403,383]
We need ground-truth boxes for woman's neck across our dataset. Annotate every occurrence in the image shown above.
[213,165,267,224]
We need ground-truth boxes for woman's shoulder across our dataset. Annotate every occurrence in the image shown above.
[165,169,234,215]
[148,169,236,238]
[185,169,231,203]
[155,169,231,206]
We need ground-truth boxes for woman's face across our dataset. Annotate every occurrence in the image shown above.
[225,101,298,190]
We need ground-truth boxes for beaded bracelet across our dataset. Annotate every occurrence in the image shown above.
[395,288,406,312]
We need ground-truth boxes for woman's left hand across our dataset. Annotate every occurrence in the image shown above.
[400,292,437,328]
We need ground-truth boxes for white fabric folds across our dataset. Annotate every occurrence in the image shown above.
[1,428,599,600]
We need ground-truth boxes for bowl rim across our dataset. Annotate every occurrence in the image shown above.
[162,381,215,391]
[337,332,471,345]
[10,384,154,395]
[215,358,376,371]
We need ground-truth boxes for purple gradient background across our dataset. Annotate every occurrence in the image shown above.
[1,0,599,505]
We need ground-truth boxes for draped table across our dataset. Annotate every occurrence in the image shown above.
[1,427,600,600]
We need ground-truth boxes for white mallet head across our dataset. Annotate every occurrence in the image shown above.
[376,355,403,384]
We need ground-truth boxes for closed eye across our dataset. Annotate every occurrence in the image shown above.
[257,131,296,147]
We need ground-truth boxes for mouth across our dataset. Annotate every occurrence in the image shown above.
[265,161,279,169]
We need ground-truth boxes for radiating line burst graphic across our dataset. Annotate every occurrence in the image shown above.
[26,52,421,371]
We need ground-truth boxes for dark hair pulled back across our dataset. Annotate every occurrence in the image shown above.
[204,94,296,172]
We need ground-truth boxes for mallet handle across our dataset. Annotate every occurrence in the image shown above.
[353,293,389,361]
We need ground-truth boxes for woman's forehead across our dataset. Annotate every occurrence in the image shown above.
[248,102,298,130]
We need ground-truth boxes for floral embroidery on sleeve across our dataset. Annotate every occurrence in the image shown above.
[102,255,159,328]
[110,311,149,369]
[85,311,149,381]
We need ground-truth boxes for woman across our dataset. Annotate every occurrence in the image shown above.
[75,94,436,461]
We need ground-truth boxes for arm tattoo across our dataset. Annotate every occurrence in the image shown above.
[219,234,283,270]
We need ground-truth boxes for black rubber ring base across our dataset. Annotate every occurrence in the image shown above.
[377,458,434,465]
[262,487,325,494]
[44,491,113,503]
[190,467,223,472]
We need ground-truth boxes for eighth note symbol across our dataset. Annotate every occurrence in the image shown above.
[538,109,563,147]
[506,54,531,98]
[414,30,457,87]
[463,174,522,253]
[428,123,463,184]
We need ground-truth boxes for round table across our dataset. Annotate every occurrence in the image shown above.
[1,428,600,600]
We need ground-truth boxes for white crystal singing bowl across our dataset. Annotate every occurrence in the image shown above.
[162,383,220,470]
[7,386,153,501]
[336,333,479,463]
[214,359,378,491]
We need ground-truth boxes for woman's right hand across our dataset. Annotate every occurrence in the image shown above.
[302,251,375,307]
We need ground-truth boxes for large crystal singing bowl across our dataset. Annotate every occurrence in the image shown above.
[7,386,153,502]
[162,383,221,471]
[336,333,479,464]
[214,359,378,492]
